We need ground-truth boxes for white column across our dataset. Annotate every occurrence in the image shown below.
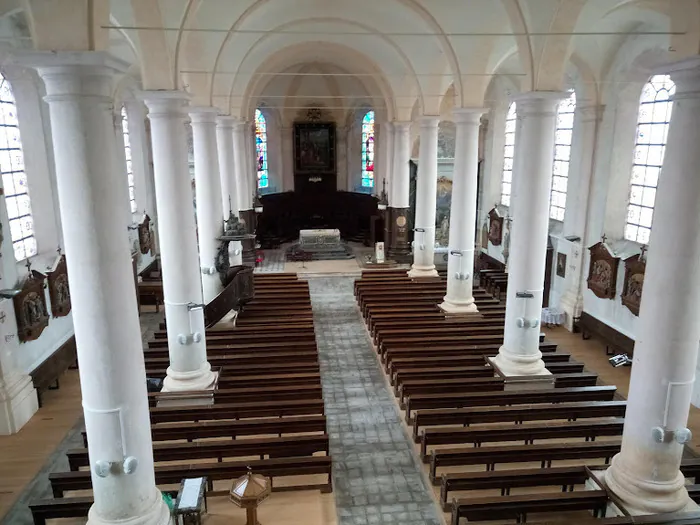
[216,116,235,218]
[559,104,604,329]
[439,109,486,314]
[492,92,567,376]
[391,121,411,208]
[37,57,169,525]
[142,92,215,392]
[124,100,155,218]
[604,58,700,515]
[381,121,394,199]
[190,107,224,304]
[233,120,251,212]
[409,116,440,278]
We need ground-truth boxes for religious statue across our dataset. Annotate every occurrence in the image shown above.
[138,215,152,255]
[488,208,503,246]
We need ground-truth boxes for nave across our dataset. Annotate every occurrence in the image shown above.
[4,266,700,525]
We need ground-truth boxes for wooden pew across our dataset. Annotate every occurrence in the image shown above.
[450,490,608,524]
[439,465,591,510]
[405,385,618,419]
[149,399,325,424]
[67,434,330,471]
[420,418,625,459]
[50,456,333,498]
[429,440,621,482]
[411,400,627,441]
[147,384,323,407]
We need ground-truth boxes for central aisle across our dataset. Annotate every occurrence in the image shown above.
[307,276,442,525]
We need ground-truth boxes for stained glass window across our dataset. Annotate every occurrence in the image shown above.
[362,110,375,188]
[255,109,268,189]
[624,75,675,244]
[501,102,517,206]
[550,91,576,221]
[122,106,136,213]
[1,75,35,261]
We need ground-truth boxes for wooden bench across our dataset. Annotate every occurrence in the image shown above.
[147,384,323,407]
[149,398,326,424]
[67,434,330,471]
[576,311,635,357]
[50,456,333,497]
[405,385,618,420]
[439,465,591,510]
[82,414,328,446]
[429,440,621,481]
[412,400,627,441]
[450,490,609,524]
[420,418,624,459]
[30,337,78,408]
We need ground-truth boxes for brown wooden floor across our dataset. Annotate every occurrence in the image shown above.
[0,369,83,519]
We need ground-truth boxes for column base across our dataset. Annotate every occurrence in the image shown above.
[439,298,479,315]
[0,374,38,435]
[490,348,551,377]
[87,487,171,525]
[162,363,217,393]
[604,454,697,515]
[408,265,439,279]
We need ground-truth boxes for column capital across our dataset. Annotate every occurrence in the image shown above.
[453,107,488,124]
[512,91,570,117]
[418,116,440,128]
[392,121,411,132]
[140,90,190,118]
[216,115,237,129]
[382,121,394,130]
[189,106,219,124]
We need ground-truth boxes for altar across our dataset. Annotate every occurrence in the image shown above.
[299,229,341,248]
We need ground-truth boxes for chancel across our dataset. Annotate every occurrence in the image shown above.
[1,2,700,525]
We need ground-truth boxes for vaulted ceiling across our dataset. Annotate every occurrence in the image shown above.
[5,0,700,119]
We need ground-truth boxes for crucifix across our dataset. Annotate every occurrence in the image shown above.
[57,246,62,257]
[640,244,648,262]
[601,234,608,244]
[25,258,32,278]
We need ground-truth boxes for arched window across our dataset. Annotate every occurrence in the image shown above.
[625,75,675,244]
[500,102,517,206]
[0,75,35,261]
[550,91,576,221]
[255,109,268,189]
[121,106,136,213]
[362,110,375,189]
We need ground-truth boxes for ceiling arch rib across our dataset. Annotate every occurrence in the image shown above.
[174,0,452,115]
[236,41,396,121]
[212,17,420,118]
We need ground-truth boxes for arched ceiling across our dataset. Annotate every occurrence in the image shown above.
[8,0,700,118]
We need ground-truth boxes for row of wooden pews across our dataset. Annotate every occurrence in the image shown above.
[354,269,700,525]
[30,273,332,525]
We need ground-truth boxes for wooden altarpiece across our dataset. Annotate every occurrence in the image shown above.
[620,249,647,316]
[48,254,71,317]
[586,241,620,299]
[488,208,503,246]
[13,270,49,342]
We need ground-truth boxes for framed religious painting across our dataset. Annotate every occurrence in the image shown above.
[48,254,71,317]
[488,208,503,246]
[138,215,152,255]
[13,270,49,342]
[293,123,336,174]
[586,241,620,299]
[620,251,646,316]
[556,252,567,278]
